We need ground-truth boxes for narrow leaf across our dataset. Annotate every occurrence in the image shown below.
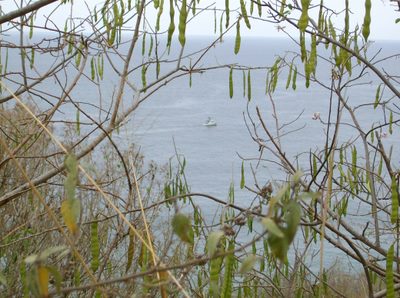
[239,254,257,274]
[262,218,284,238]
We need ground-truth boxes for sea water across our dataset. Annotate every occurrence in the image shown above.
[2,33,400,270]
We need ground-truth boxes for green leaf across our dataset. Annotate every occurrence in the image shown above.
[239,254,258,274]
[46,265,63,293]
[262,218,284,238]
[285,201,301,243]
[386,243,395,298]
[207,231,224,257]
[0,272,7,287]
[172,213,194,244]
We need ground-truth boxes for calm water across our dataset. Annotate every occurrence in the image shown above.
[3,34,400,269]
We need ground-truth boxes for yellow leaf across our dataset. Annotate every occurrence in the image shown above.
[37,266,49,297]
[61,199,80,235]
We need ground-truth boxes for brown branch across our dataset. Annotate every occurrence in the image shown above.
[0,0,58,25]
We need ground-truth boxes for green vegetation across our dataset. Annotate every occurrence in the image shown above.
[0,1,399,297]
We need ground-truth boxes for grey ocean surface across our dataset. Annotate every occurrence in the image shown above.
[122,37,400,269]
[5,34,400,269]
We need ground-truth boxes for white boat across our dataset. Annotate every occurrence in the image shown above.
[203,117,217,127]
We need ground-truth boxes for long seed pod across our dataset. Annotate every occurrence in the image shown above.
[285,63,293,89]
[309,33,317,75]
[298,0,310,32]
[142,32,146,56]
[91,222,100,272]
[178,0,188,47]
[391,177,398,224]
[300,31,306,62]
[30,49,35,69]
[167,0,175,49]
[279,0,286,16]
[90,57,95,80]
[155,0,164,31]
[229,67,234,98]
[221,242,235,298]
[247,69,251,101]
[362,0,371,42]
[192,0,196,15]
[240,0,251,29]
[225,0,230,28]
[234,19,241,54]
[344,0,349,44]
[256,0,262,17]
[242,70,246,98]
[292,65,297,90]
[148,35,154,56]
[374,84,381,109]
[386,243,395,298]
[142,64,147,90]
[389,111,393,134]
[29,16,34,39]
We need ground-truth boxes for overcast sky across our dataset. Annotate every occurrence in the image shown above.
[1,0,399,40]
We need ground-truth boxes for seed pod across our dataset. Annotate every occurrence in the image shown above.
[292,66,297,90]
[362,0,371,41]
[234,20,241,54]
[298,0,310,32]
[167,0,175,49]
[247,69,251,101]
[229,67,233,98]
[240,0,251,29]
[286,63,293,89]
[178,0,188,47]
[155,0,164,31]
[225,0,230,28]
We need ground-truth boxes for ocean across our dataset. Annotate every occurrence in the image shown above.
[2,33,400,269]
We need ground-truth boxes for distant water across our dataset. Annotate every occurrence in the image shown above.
[2,34,400,268]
